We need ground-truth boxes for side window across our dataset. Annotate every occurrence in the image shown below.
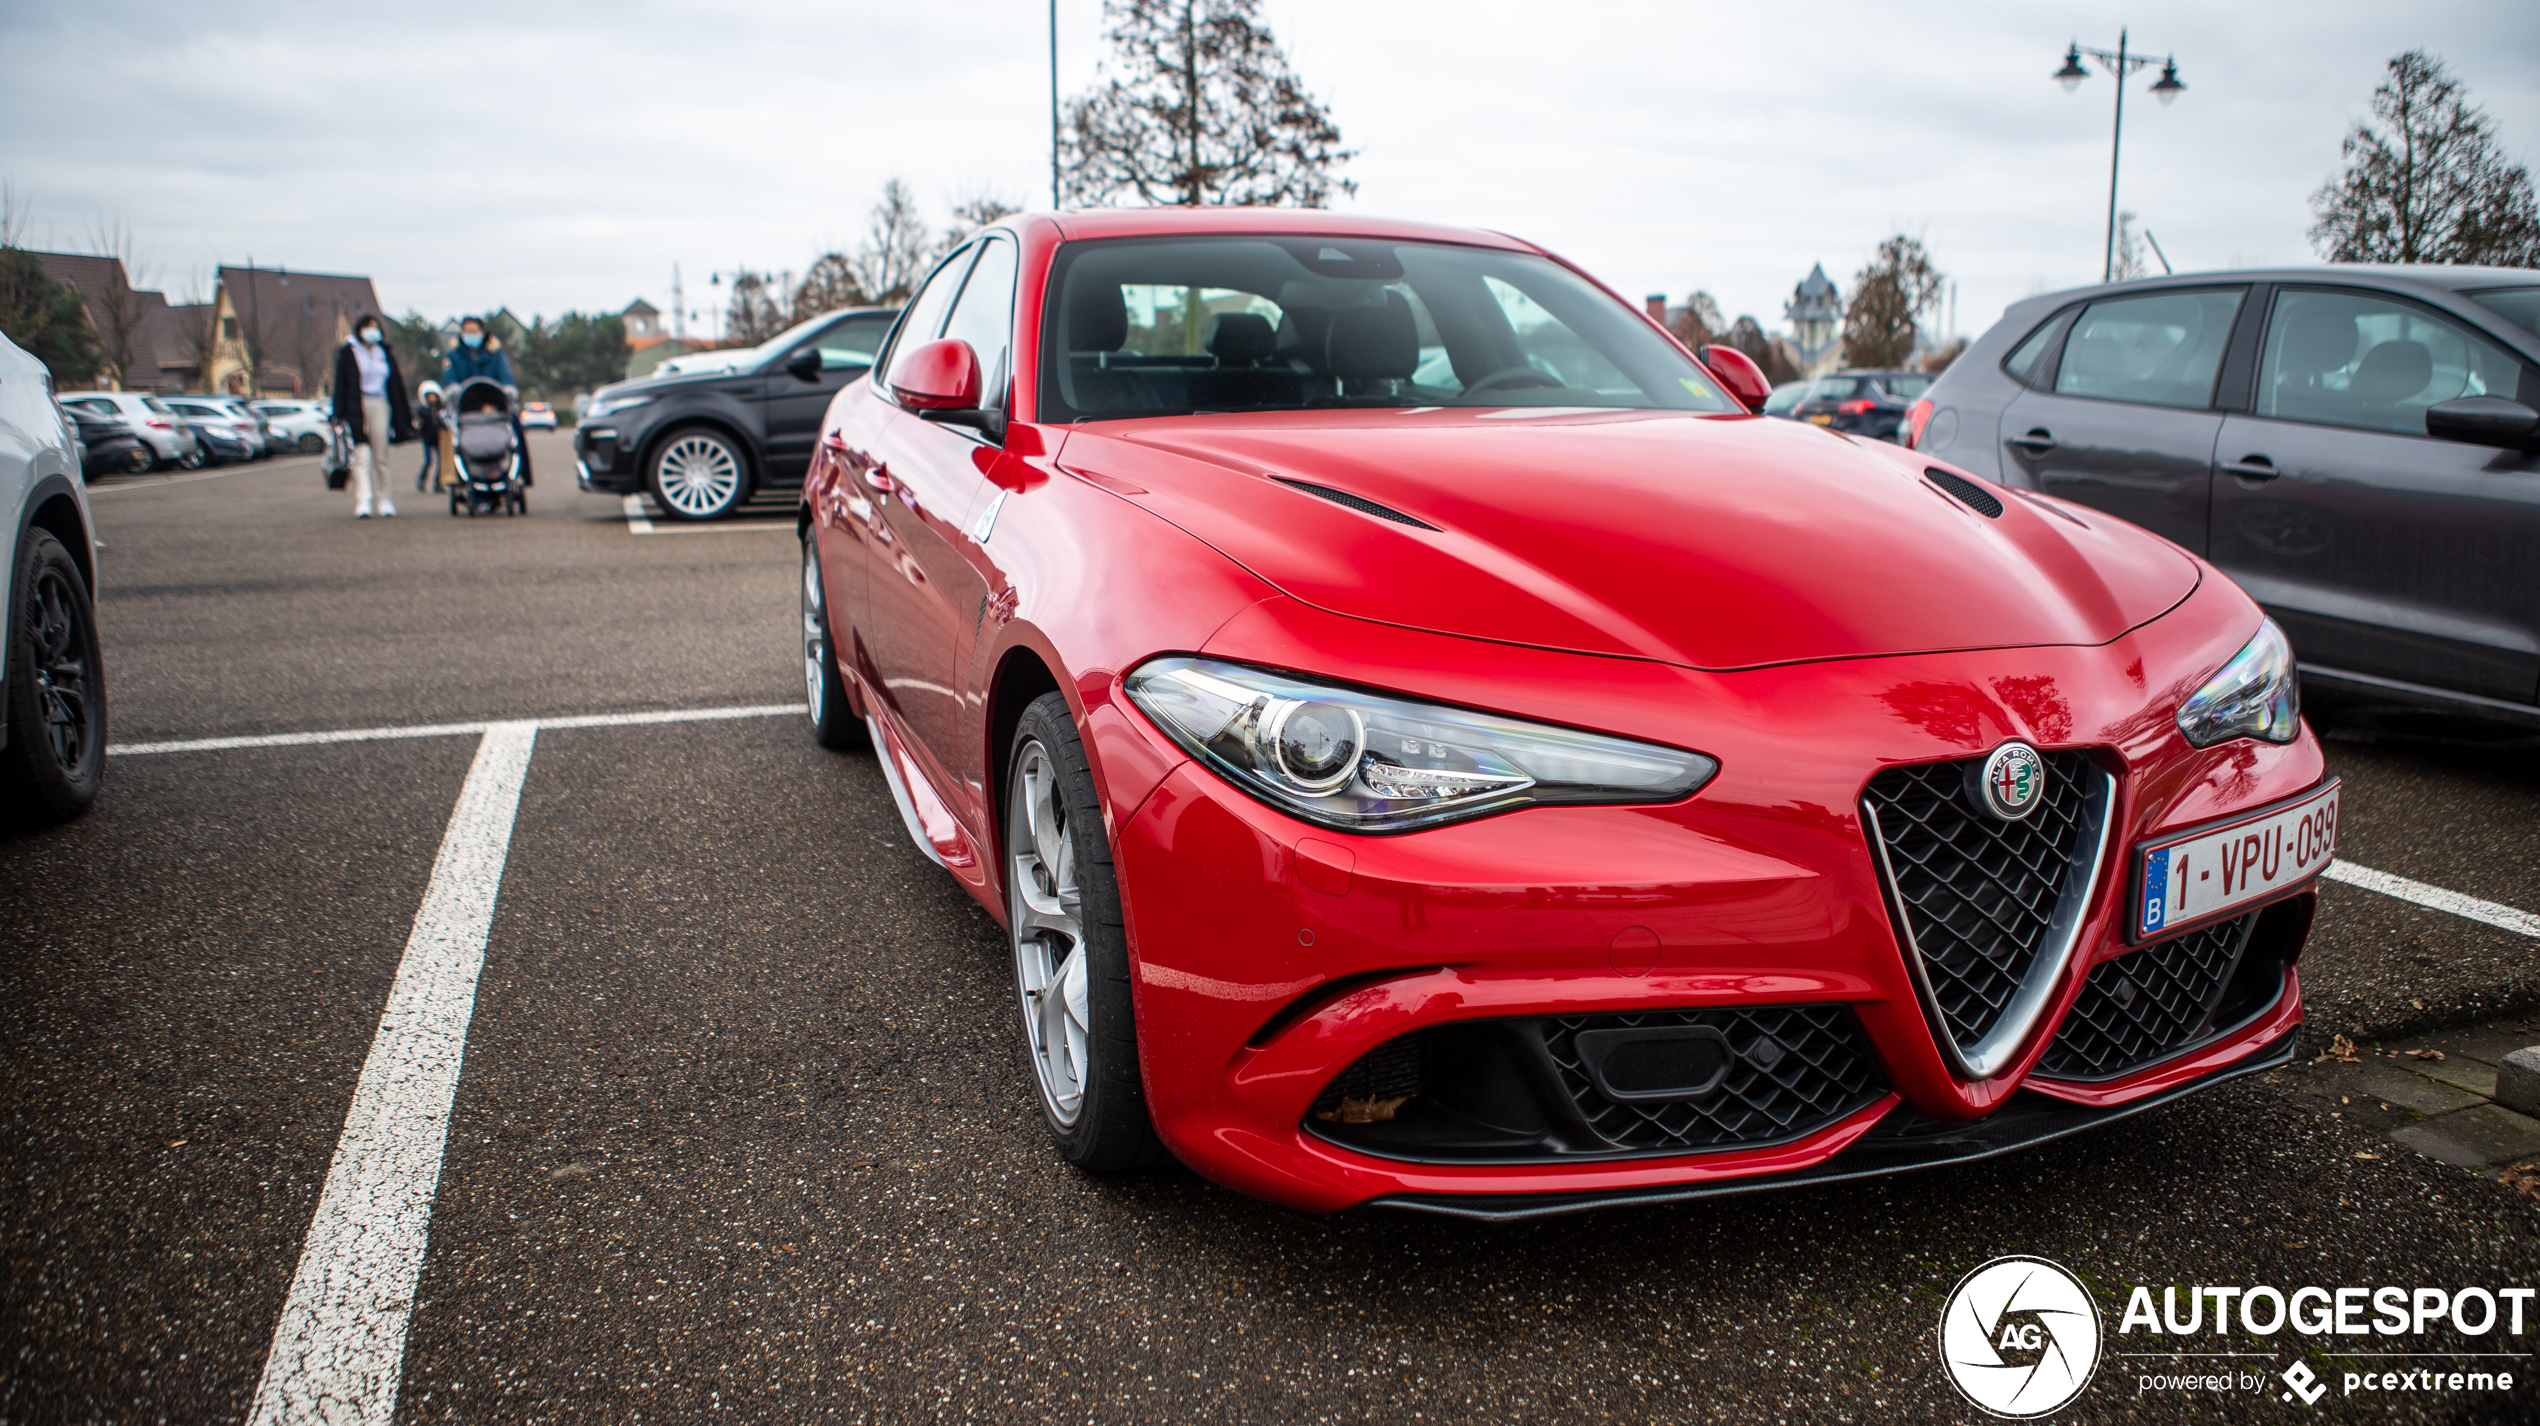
[2000,312,2069,388]
[937,237,1019,405]
[2052,289,2243,409]
[2256,287,2525,436]
[877,246,978,396]
[811,314,892,375]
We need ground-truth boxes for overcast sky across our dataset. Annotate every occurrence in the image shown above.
[5,0,2534,344]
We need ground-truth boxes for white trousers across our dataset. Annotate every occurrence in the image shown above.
[351,397,393,507]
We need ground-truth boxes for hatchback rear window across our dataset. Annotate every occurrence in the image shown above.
[143,397,175,414]
[2469,287,2540,338]
[1879,373,1932,399]
[1808,378,1861,400]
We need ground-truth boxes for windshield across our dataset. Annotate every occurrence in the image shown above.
[1037,236,1736,421]
[2470,287,2540,339]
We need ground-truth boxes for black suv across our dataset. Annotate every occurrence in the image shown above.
[575,307,900,520]
[1792,369,1932,441]
[1911,265,2540,732]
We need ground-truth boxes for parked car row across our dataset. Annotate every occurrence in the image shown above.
[54,391,326,477]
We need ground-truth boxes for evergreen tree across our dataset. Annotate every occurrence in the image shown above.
[2310,51,2539,266]
[1061,0,1353,208]
[0,248,104,386]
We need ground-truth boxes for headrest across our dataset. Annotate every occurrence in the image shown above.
[1070,282,1128,353]
[2277,307,2358,382]
[2071,335,2127,383]
[2350,340,2432,402]
[1324,291,1417,381]
[1207,312,1276,364]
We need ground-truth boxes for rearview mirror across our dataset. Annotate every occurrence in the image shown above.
[889,339,982,410]
[2425,396,2540,452]
[785,348,823,382]
[1697,345,1772,412]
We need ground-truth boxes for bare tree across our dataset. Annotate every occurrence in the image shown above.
[723,272,785,345]
[1667,290,1725,350]
[79,220,157,388]
[1061,0,1353,208]
[1842,235,1945,369]
[2310,50,2540,266]
[1720,316,1799,385]
[2109,212,2152,282]
[939,193,1023,256]
[791,253,870,323]
[850,179,934,305]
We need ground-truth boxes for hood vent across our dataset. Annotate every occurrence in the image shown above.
[1273,477,1439,531]
[1925,468,2004,519]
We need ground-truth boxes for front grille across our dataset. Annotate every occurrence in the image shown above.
[1542,1005,1886,1152]
[2039,914,2257,1080]
[1308,1034,1424,1118]
[1864,751,2108,1064]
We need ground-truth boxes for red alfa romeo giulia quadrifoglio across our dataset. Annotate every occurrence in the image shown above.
[798,209,2337,1219]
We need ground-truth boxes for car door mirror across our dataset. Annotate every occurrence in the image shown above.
[785,347,824,382]
[890,338,983,410]
[1697,345,1772,411]
[2425,396,2540,452]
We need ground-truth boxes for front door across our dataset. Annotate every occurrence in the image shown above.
[2209,285,2540,705]
[761,312,896,484]
[1998,286,2247,553]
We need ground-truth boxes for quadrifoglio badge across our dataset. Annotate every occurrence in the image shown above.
[1939,1263,2534,1415]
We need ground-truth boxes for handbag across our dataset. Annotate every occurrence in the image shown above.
[321,420,353,490]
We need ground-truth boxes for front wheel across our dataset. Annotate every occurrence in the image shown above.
[0,531,106,826]
[176,447,205,471]
[800,537,864,750]
[1005,693,1166,1172]
[648,427,749,521]
[297,433,326,454]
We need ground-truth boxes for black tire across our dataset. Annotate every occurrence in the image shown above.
[176,446,205,471]
[646,426,750,522]
[800,536,865,751]
[1004,693,1167,1172]
[298,433,326,454]
[1,531,106,827]
[121,448,153,475]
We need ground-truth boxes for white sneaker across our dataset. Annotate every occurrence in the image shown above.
[378,499,398,518]
[356,499,373,518]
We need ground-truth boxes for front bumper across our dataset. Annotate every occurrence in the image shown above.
[1100,576,2325,1213]
[573,426,640,493]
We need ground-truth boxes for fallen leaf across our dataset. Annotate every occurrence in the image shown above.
[165,1139,186,1148]
[1318,1095,1410,1124]
[2407,1049,2447,1062]
[2313,1034,2362,1065]
[2501,1163,2540,1200]
[2355,1151,2381,1160]
[547,1162,596,1181]
[2412,999,2425,1009]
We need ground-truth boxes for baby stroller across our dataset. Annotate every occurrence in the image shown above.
[447,378,527,517]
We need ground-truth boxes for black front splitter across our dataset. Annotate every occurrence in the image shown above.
[1364,1025,2300,1223]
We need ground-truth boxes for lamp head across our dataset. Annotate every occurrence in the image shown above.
[2054,45,2089,93]
[2151,58,2186,106]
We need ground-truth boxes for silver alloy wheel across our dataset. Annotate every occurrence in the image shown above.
[800,544,827,724]
[1010,740,1091,1125]
[654,432,742,517]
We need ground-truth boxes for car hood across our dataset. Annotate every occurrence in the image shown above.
[592,365,760,403]
[1058,408,2199,670]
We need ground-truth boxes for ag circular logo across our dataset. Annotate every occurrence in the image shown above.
[1939,1255,2102,1418]
[1978,741,2048,821]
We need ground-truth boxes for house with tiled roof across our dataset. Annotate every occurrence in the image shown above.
[216,265,384,396]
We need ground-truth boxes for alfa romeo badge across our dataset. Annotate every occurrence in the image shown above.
[1977,741,2047,821]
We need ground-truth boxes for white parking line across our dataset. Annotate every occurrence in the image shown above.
[620,492,793,535]
[2325,861,2540,939]
[247,722,538,1426]
[109,701,806,756]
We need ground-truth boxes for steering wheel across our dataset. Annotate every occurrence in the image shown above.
[1461,365,1564,397]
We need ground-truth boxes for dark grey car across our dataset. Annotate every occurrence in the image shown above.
[1912,266,2540,732]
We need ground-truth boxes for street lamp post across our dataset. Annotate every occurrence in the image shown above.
[2055,30,2186,282]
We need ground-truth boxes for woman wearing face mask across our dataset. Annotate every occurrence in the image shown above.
[331,314,415,517]
[440,316,532,486]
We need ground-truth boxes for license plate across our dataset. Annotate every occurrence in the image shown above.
[2133,780,2339,940]
[1807,413,1833,424]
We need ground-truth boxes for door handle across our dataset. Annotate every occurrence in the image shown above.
[2005,429,2056,454]
[2221,455,2279,481]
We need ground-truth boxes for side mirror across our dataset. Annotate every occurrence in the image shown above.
[785,347,824,382]
[2425,395,2540,452]
[889,339,982,410]
[1697,344,1772,412]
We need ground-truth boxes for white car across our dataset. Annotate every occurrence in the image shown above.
[163,396,268,458]
[251,399,334,455]
[58,390,202,469]
[520,401,558,429]
[1,332,107,825]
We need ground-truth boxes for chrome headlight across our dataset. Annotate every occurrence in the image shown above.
[1124,656,1718,833]
[2176,620,2300,748]
[587,393,653,418]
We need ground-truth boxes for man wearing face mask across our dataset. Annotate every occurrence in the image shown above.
[441,315,532,486]
[331,313,415,518]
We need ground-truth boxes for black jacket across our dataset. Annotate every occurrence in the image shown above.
[332,340,416,444]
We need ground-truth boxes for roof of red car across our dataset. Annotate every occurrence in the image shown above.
[1030,207,1532,252]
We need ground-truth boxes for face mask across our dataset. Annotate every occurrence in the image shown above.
[461,332,485,348]
[359,328,383,345]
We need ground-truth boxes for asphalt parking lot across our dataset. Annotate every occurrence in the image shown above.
[4,437,2538,1424]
